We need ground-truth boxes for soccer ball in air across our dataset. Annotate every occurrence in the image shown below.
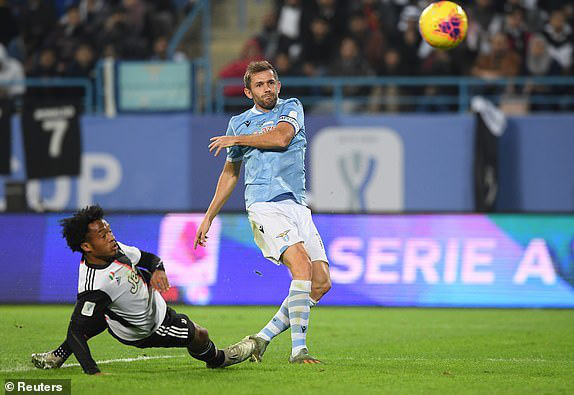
[419,1,468,49]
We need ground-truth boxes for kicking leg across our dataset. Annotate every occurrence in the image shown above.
[282,242,321,364]
[249,259,331,362]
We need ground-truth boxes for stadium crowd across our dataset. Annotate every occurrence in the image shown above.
[0,0,189,99]
[1,0,572,111]
[221,0,573,111]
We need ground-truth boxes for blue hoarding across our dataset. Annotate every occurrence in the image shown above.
[1,213,573,307]
[1,114,574,212]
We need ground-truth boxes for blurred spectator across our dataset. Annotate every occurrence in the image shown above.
[0,0,19,48]
[276,0,303,59]
[20,0,58,58]
[329,37,373,97]
[28,48,60,78]
[501,6,531,60]
[418,50,458,112]
[300,17,334,76]
[99,5,149,59]
[524,35,566,111]
[466,0,502,55]
[274,51,302,99]
[347,12,386,72]
[65,43,96,78]
[151,36,186,61]
[378,47,404,77]
[370,47,403,113]
[397,13,421,75]
[542,9,573,73]
[26,48,62,99]
[472,33,521,78]
[218,38,263,97]
[45,6,92,65]
[0,44,25,98]
[524,35,562,77]
[255,12,280,60]
[503,0,544,31]
[303,0,347,41]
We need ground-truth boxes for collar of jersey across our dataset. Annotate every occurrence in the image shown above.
[82,256,114,270]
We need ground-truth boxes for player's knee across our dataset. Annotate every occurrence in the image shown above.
[284,244,312,279]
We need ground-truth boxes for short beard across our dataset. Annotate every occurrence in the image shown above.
[255,94,277,110]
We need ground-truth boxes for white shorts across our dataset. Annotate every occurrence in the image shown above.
[247,199,328,265]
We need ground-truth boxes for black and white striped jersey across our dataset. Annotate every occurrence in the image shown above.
[68,241,166,374]
[77,241,167,342]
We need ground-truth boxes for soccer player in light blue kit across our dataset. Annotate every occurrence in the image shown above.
[194,61,332,364]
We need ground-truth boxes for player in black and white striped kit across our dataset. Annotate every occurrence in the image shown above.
[31,205,257,375]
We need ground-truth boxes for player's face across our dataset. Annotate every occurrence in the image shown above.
[82,219,118,262]
[245,70,281,111]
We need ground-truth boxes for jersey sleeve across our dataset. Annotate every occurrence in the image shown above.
[225,119,244,162]
[137,250,165,273]
[66,290,112,374]
[117,241,141,264]
[278,98,304,135]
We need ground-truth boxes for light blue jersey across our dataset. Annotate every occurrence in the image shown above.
[225,98,306,208]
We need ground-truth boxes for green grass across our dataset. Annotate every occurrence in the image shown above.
[1,306,573,394]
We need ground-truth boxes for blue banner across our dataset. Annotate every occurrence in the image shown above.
[1,213,573,307]
[1,114,573,212]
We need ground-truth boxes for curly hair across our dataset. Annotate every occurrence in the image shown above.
[60,205,105,252]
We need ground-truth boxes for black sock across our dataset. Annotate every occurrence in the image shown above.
[188,340,225,367]
[53,341,72,360]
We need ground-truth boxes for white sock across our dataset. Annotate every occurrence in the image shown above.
[287,280,312,357]
[257,296,289,341]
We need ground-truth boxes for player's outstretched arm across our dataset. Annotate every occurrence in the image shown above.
[209,122,295,156]
[66,292,112,374]
[195,160,241,249]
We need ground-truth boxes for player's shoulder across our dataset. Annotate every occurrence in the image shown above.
[229,108,254,127]
[117,241,141,264]
[78,260,116,293]
[279,97,303,109]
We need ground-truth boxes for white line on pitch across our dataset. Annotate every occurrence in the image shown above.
[0,354,186,373]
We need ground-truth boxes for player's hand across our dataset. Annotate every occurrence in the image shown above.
[194,218,211,249]
[151,270,170,293]
[209,136,237,157]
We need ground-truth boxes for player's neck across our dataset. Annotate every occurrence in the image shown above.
[84,253,113,266]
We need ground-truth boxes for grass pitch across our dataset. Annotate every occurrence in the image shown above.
[1,305,573,394]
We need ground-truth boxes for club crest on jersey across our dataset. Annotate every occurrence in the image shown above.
[276,229,291,242]
[108,271,115,280]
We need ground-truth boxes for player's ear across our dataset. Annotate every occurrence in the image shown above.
[277,80,281,94]
[244,87,253,99]
[81,241,92,254]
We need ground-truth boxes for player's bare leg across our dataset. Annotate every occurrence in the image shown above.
[310,260,331,304]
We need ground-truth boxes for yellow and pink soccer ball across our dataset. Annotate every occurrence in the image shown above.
[419,1,468,49]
